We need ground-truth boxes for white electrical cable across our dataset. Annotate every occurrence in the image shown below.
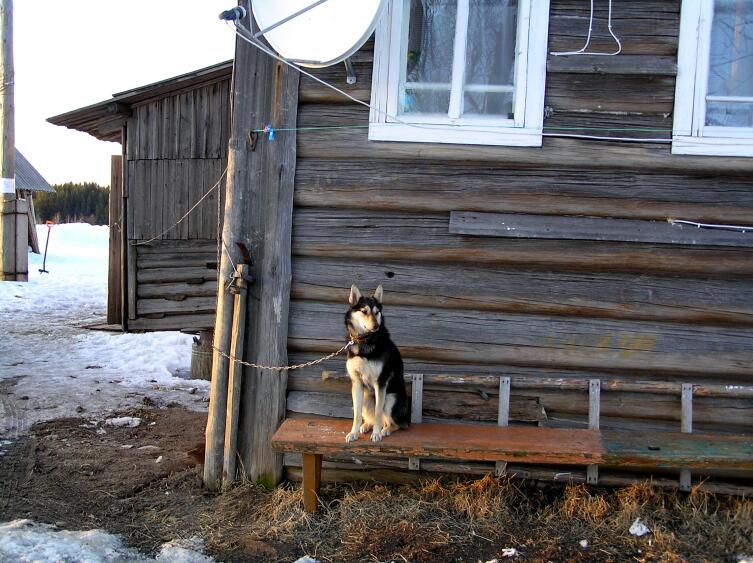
[668,219,753,233]
[551,0,622,57]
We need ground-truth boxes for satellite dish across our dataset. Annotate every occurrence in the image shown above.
[251,0,387,68]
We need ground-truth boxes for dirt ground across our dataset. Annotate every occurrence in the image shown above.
[0,406,751,563]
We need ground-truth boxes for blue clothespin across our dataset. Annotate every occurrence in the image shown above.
[264,123,275,141]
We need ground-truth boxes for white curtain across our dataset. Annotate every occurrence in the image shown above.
[401,0,518,117]
[707,0,753,127]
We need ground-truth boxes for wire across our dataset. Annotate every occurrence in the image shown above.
[668,219,753,233]
[229,18,669,144]
[551,0,622,57]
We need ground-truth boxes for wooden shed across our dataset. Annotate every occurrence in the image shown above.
[50,0,753,491]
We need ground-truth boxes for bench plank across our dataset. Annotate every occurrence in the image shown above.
[272,418,753,471]
[272,418,602,465]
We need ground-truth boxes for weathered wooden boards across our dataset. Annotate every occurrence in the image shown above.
[127,158,223,241]
[235,50,301,484]
[126,79,230,161]
[449,211,753,248]
[272,417,753,470]
[108,156,123,325]
[129,240,217,331]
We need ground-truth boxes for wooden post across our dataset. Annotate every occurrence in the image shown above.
[205,5,300,489]
[495,376,511,477]
[301,453,322,513]
[222,264,249,489]
[408,373,423,470]
[234,18,300,485]
[0,0,18,281]
[108,155,123,325]
[26,191,38,254]
[680,383,693,491]
[587,379,600,485]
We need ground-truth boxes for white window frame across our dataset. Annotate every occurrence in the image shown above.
[673,0,753,157]
[368,0,550,147]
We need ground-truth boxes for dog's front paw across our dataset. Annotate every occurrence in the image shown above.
[359,423,372,434]
[345,431,359,443]
[371,430,384,443]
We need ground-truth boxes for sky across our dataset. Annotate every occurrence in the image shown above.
[15,1,235,186]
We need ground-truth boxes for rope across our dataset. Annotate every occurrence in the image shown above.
[132,167,227,246]
[199,340,355,372]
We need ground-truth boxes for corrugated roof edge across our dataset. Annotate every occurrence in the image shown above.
[16,149,53,192]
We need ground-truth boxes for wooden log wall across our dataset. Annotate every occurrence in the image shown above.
[284,1,753,482]
[124,79,229,331]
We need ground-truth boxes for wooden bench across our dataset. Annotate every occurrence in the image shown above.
[271,376,753,512]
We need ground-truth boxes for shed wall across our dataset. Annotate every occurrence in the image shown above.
[124,79,229,331]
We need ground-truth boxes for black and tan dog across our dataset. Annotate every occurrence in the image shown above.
[344,284,410,442]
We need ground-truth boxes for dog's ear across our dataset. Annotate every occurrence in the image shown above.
[373,284,383,304]
[349,284,362,306]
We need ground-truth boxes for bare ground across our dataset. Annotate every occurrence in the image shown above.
[0,406,750,562]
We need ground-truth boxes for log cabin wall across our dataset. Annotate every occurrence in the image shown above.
[283,1,753,481]
[124,78,230,331]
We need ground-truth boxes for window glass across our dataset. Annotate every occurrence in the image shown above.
[464,0,517,117]
[402,0,457,115]
[706,0,753,127]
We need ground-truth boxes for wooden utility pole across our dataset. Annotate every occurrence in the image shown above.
[0,0,21,282]
[204,4,260,490]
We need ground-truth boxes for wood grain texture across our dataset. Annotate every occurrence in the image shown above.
[272,417,602,465]
[291,257,753,325]
[108,155,123,325]
[234,49,301,484]
[273,418,753,471]
[293,153,753,223]
[292,209,753,277]
[449,211,753,248]
[286,300,753,378]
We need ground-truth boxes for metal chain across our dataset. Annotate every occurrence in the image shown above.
[204,340,354,372]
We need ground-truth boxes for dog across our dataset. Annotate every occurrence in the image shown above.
[344,284,410,442]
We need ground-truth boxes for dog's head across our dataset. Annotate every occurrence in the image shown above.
[345,284,384,337]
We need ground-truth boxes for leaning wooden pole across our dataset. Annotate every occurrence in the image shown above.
[0,0,17,281]
[203,4,259,491]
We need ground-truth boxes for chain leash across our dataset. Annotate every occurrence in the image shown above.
[205,340,354,372]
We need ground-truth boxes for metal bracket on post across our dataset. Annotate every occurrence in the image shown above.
[495,376,511,477]
[344,58,357,85]
[587,379,600,485]
[408,374,423,471]
[680,383,693,491]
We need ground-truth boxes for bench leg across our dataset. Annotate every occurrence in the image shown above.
[302,453,322,513]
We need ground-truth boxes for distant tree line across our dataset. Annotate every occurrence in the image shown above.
[35,182,110,225]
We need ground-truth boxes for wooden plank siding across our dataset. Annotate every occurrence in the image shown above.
[123,78,229,331]
[283,0,753,482]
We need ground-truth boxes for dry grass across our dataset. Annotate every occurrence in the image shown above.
[195,475,753,562]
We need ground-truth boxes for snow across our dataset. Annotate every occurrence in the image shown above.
[0,519,214,562]
[105,416,142,428]
[0,224,209,435]
[629,517,651,537]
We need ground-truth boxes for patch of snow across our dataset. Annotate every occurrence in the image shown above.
[0,224,210,434]
[292,557,319,563]
[579,539,589,548]
[155,455,163,464]
[737,557,752,563]
[105,416,141,428]
[0,519,214,562]
[501,547,518,557]
[629,517,651,537]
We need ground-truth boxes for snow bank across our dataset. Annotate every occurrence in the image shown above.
[0,519,214,562]
[0,224,209,430]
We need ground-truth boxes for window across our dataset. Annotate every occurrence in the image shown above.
[673,0,753,156]
[368,0,550,146]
